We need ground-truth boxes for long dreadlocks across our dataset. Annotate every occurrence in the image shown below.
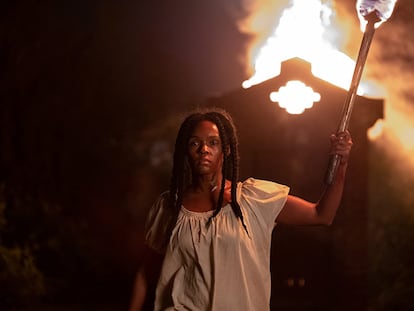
[167,107,248,234]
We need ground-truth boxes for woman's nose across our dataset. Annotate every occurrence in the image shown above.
[199,142,209,154]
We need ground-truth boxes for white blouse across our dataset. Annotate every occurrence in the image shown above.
[145,178,289,311]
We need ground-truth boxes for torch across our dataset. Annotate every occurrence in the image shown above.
[325,0,398,185]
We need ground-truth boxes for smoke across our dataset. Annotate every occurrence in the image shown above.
[222,0,293,76]
[363,0,414,178]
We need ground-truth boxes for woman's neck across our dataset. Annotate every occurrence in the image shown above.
[191,173,223,193]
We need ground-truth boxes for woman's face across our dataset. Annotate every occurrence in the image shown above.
[187,120,224,176]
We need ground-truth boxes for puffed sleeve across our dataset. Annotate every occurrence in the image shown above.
[239,178,290,229]
[145,191,175,254]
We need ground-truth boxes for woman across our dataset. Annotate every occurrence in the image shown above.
[129,108,353,311]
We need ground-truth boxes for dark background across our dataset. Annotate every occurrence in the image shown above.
[1,0,414,310]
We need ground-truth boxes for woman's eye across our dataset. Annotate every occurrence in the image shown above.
[189,140,199,147]
[210,139,220,146]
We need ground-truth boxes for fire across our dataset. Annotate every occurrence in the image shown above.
[242,0,360,93]
[357,0,398,30]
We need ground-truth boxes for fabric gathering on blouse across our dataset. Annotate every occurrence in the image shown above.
[145,177,290,311]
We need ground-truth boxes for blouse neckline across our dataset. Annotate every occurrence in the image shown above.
[181,204,230,218]
[179,182,243,218]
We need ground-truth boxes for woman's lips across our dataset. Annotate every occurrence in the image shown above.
[198,158,211,165]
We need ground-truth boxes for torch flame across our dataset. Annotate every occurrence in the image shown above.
[357,0,398,30]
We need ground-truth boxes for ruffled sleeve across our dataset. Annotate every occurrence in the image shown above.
[145,191,175,254]
[239,178,290,229]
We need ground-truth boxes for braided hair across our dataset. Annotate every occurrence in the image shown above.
[167,107,248,234]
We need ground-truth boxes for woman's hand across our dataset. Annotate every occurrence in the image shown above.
[330,130,353,165]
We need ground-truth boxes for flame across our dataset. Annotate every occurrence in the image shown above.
[357,0,398,30]
[243,0,365,94]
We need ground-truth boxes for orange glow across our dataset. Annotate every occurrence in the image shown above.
[270,80,320,114]
[367,119,384,140]
[242,0,365,94]
[389,116,414,152]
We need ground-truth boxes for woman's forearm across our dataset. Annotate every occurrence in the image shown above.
[315,162,348,225]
